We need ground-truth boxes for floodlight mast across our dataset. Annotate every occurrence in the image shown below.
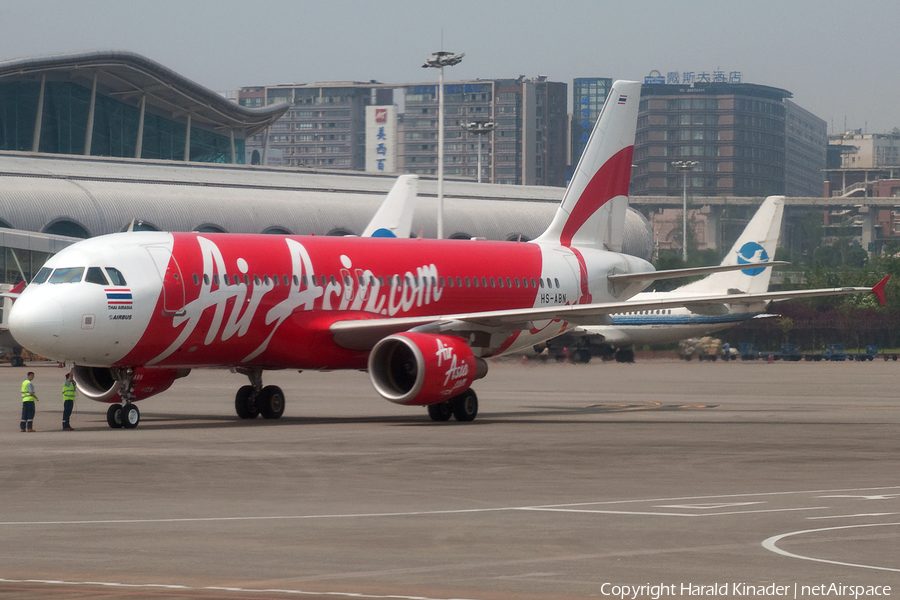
[671,160,698,262]
[461,121,495,183]
[422,51,464,239]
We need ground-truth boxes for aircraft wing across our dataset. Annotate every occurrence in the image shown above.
[607,260,788,286]
[680,278,888,314]
[329,277,885,352]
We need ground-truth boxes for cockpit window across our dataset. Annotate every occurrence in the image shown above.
[106,268,127,286]
[48,267,84,284]
[85,267,109,285]
[32,267,52,284]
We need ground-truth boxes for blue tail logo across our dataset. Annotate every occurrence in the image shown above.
[736,241,769,276]
[370,228,396,238]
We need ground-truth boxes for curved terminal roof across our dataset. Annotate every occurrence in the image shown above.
[0,152,653,259]
[0,50,289,137]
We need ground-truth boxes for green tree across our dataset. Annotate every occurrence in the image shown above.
[778,316,794,343]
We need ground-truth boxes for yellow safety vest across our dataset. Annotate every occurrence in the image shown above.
[63,381,77,401]
[21,379,35,402]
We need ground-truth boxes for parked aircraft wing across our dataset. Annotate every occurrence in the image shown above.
[329,281,879,352]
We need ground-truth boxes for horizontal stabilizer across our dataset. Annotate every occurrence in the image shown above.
[0,281,26,299]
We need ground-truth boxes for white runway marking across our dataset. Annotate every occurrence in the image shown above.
[515,507,697,517]
[2,485,898,528]
[655,501,765,509]
[516,506,827,518]
[0,507,509,527]
[530,485,900,508]
[5,486,899,595]
[0,578,485,600]
[807,512,899,520]
[0,503,829,527]
[762,522,900,573]
[818,494,900,500]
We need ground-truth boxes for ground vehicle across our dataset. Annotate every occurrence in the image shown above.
[804,344,847,362]
[739,342,801,361]
[679,337,733,361]
[851,345,899,361]
[739,342,759,360]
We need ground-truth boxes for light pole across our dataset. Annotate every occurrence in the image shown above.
[671,160,698,262]
[461,121,495,183]
[422,50,463,239]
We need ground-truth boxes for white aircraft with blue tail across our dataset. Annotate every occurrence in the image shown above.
[361,175,418,238]
[544,195,888,362]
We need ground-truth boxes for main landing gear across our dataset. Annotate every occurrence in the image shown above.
[106,367,141,429]
[234,368,285,421]
[614,347,635,363]
[427,388,478,423]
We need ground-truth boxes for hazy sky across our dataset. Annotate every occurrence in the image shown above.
[1,0,896,133]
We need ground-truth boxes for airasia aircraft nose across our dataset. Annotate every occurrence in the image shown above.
[9,295,63,355]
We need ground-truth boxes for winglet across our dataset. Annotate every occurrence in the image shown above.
[872,274,889,306]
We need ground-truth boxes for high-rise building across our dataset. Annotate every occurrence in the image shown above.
[824,131,900,197]
[397,77,567,186]
[571,77,612,168]
[239,83,392,169]
[784,100,827,197]
[828,131,900,169]
[239,77,568,187]
[397,80,493,181]
[631,81,825,197]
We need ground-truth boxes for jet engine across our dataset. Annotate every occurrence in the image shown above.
[73,366,190,403]
[368,332,487,405]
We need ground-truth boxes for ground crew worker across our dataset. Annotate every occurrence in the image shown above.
[20,371,38,432]
[62,371,76,431]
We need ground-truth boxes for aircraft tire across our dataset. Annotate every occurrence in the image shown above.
[235,385,259,419]
[122,403,141,429]
[572,349,591,364]
[451,389,478,422]
[427,402,453,422]
[615,349,635,363]
[258,385,286,419]
[107,404,124,429]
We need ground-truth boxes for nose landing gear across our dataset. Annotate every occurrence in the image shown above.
[106,367,140,429]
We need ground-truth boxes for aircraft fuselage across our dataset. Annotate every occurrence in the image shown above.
[10,231,653,370]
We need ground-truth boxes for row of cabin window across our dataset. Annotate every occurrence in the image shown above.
[616,309,673,315]
[190,273,563,290]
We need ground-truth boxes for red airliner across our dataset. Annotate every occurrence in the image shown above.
[9,81,800,428]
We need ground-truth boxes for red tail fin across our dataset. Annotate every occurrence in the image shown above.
[872,274,889,306]
[533,80,640,251]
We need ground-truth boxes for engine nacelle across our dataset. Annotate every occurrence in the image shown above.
[73,366,190,403]
[368,333,487,405]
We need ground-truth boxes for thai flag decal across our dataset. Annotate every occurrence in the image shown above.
[106,288,133,306]
[617,95,627,104]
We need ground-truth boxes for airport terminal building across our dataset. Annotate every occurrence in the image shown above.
[0,51,290,164]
